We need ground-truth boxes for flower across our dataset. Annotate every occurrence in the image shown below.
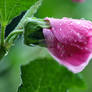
[43,17,92,73]
[72,0,85,2]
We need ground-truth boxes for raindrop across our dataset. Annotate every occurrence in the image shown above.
[84,42,87,45]
[60,28,62,31]
[76,33,80,36]
[74,40,77,42]
[61,54,63,57]
[57,44,60,49]
[76,45,81,49]
[61,51,64,57]
[52,27,55,30]
[70,22,73,25]
[60,23,62,26]
[85,47,89,50]
[76,21,81,24]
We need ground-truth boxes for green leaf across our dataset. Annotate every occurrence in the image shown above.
[15,0,43,29]
[5,0,43,45]
[0,0,38,25]
[0,41,49,92]
[18,58,86,92]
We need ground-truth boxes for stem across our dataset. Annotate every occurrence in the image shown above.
[15,0,42,29]
[6,0,42,42]
[1,24,5,47]
[5,30,23,43]
[5,0,42,46]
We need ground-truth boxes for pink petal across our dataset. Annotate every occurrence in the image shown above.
[43,17,92,73]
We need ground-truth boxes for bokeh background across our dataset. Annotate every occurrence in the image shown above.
[0,0,92,92]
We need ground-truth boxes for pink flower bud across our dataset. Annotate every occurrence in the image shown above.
[43,17,92,73]
[72,0,85,2]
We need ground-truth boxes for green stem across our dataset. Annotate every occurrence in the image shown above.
[5,0,42,43]
[15,0,42,29]
[1,24,5,47]
[5,0,42,46]
[5,30,23,43]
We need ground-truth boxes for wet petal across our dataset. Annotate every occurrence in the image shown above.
[43,17,92,73]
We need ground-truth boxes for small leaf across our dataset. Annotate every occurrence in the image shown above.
[4,0,43,45]
[0,0,39,25]
[5,11,26,38]
[24,19,45,46]
[24,18,50,46]
[18,58,86,92]
[16,0,43,29]
[5,0,43,37]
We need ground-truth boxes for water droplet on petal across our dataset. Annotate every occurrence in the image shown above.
[84,42,87,45]
[60,28,62,31]
[76,21,81,24]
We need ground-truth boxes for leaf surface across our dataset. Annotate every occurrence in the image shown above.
[18,58,86,92]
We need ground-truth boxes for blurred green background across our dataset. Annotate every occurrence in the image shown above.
[1,0,92,92]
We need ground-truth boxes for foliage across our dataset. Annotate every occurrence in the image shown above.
[0,0,37,25]
[18,58,85,92]
[0,0,91,92]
